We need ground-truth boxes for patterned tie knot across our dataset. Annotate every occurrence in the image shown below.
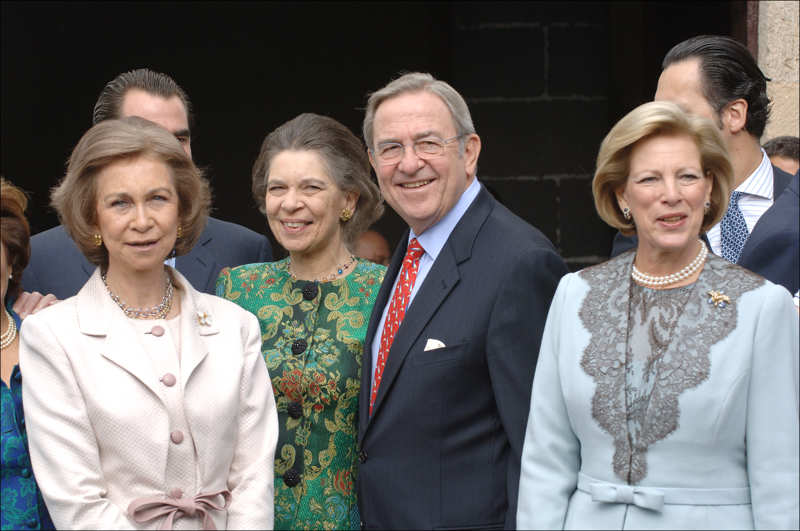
[405,238,425,262]
[729,190,743,206]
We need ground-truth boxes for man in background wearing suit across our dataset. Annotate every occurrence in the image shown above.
[611,35,799,296]
[357,72,568,530]
[19,69,271,305]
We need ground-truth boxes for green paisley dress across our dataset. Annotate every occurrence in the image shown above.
[216,258,385,530]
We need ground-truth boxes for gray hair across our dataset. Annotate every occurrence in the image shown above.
[362,72,476,151]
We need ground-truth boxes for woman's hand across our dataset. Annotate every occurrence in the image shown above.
[12,291,59,319]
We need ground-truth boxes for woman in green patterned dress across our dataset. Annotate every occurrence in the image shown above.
[217,113,385,530]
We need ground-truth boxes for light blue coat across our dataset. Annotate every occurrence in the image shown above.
[517,252,799,530]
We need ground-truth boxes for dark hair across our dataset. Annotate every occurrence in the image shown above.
[92,68,193,129]
[763,135,799,161]
[252,113,383,247]
[0,178,31,300]
[663,35,771,138]
[51,117,211,267]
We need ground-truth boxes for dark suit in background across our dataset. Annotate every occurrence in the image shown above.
[358,186,568,529]
[611,165,798,294]
[23,218,271,297]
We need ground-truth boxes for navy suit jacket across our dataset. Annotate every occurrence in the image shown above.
[357,185,568,530]
[22,217,272,297]
[611,165,799,294]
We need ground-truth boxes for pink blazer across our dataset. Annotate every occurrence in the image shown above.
[20,268,278,529]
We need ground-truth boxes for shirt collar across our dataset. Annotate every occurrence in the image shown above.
[736,149,773,200]
[409,177,481,261]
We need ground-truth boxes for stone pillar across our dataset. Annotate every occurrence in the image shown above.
[758,0,800,140]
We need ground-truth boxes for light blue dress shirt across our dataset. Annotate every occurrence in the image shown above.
[369,177,481,391]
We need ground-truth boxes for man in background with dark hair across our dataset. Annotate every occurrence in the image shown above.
[611,35,798,297]
[763,135,799,176]
[19,68,272,306]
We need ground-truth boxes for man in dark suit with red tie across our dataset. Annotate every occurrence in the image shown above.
[356,72,568,530]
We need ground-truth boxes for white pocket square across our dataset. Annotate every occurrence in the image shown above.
[424,338,446,351]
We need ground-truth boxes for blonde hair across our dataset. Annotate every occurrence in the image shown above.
[51,116,211,266]
[593,101,732,236]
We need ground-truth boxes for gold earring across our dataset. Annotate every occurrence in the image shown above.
[340,209,353,222]
[622,207,631,221]
[176,225,183,239]
[93,233,103,247]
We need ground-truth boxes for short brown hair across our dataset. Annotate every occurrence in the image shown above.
[1,178,31,300]
[593,101,732,236]
[51,117,211,266]
[252,113,383,247]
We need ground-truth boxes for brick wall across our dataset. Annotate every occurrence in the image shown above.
[451,2,615,271]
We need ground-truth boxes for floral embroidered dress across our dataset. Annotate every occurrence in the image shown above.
[217,258,385,530]
[1,306,54,531]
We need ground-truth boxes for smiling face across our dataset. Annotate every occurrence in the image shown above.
[265,150,357,261]
[616,133,712,263]
[94,155,180,276]
[369,91,480,235]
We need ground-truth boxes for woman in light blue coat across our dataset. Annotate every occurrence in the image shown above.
[517,102,799,530]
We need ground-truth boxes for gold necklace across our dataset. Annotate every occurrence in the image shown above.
[289,255,357,283]
[1,306,17,349]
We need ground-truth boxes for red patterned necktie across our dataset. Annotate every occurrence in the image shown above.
[370,238,425,415]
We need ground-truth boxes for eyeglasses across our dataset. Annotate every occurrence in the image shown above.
[372,135,464,165]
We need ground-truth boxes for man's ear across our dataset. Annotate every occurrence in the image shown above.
[722,99,748,135]
[463,134,481,177]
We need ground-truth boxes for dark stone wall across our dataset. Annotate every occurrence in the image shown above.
[2,1,736,270]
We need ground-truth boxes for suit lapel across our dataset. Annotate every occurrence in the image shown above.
[739,164,792,263]
[359,234,407,441]
[175,225,217,293]
[77,270,166,403]
[173,271,220,387]
[368,246,460,419]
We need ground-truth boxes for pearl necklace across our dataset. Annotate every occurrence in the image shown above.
[1,307,17,349]
[289,255,357,283]
[102,272,174,319]
[631,241,708,288]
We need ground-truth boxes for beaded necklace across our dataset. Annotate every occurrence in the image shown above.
[289,255,357,283]
[102,271,174,319]
[631,240,707,289]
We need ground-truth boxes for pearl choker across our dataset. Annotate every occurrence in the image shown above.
[1,306,17,349]
[289,255,357,283]
[631,241,708,288]
[102,271,174,319]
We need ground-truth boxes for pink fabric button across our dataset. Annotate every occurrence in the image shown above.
[168,488,183,499]
[170,430,184,444]
[150,326,165,337]
[160,373,176,387]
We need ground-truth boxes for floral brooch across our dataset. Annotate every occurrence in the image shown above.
[196,311,212,326]
[707,290,731,308]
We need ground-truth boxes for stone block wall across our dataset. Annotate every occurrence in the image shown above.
[451,2,615,271]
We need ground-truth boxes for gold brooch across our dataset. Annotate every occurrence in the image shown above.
[196,311,211,326]
[707,290,731,308]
